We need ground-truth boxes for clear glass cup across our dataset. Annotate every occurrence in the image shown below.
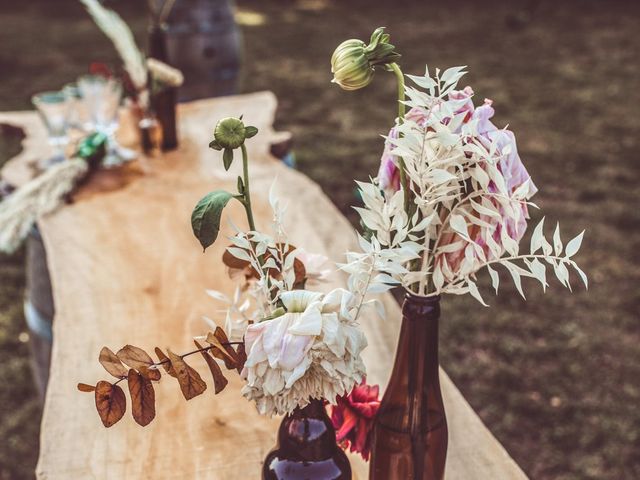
[62,83,89,132]
[31,90,70,168]
[77,75,132,167]
[77,75,121,133]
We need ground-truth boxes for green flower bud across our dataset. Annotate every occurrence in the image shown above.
[330,27,401,91]
[213,117,247,150]
[331,39,373,91]
[209,117,259,171]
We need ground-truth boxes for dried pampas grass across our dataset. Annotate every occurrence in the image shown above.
[0,159,88,253]
[80,0,148,101]
[147,58,184,87]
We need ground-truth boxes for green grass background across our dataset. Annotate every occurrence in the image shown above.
[0,0,638,479]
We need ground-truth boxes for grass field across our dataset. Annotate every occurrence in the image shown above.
[0,1,638,479]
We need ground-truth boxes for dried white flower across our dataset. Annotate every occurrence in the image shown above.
[241,289,367,416]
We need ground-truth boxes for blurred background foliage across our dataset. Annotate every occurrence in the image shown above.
[0,0,638,479]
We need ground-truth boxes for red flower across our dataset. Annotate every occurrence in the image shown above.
[331,380,381,460]
[89,62,113,79]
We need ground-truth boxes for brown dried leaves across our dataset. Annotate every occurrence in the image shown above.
[222,242,306,286]
[94,381,126,428]
[166,349,208,400]
[127,369,156,426]
[205,328,239,369]
[117,345,161,381]
[80,344,161,428]
[81,333,244,428]
[194,340,228,394]
[98,347,128,379]
[154,347,177,377]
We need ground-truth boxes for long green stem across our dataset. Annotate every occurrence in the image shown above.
[390,62,406,120]
[389,62,411,214]
[240,144,256,231]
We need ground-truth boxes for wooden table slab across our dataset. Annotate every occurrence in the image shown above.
[0,92,528,479]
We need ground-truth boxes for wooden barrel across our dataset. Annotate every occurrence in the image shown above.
[165,0,241,101]
[24,225,54,403]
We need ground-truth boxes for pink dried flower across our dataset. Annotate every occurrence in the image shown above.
[377,127,401,197]
[436,91,538,278]
[448,85,475,123]
[376,92,474,197]
[331,380,381,460]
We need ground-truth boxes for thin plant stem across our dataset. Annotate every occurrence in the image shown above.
[240,144,257,231]
[389,62,411,213]
[152,341,243,367]
[390,62,406,120]
[390,62,423,293]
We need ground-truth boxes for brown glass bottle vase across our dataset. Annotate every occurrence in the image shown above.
[369,293,448,480]
[263,398,351,480]
[147,24,178,151]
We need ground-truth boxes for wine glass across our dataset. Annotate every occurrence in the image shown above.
[62,83,89,132]
[31,90,70,169]
[77,75,135,167]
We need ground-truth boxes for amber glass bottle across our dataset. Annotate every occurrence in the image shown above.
[263,399,351,480]
[369,294,448,480]
[147,24,178,151]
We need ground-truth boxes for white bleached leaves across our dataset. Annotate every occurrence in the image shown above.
[350,64,587,304]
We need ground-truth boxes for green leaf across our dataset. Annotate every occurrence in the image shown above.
[209,140,222,151]
[223,148,234,170]
[244,126,258,139]
[191,190,235,251]
[237,176,245,194]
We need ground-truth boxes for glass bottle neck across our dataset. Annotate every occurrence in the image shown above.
[400,294,440,381]
[395,293,441,383]
[277,399,337,460]
[291,398,326,419]
[148,25,168,61]
[377,294,443,432]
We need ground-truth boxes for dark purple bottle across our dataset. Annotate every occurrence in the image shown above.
[263,399,352,480]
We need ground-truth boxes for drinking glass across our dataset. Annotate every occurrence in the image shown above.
[31,91,70,168]
[77,75,134,167]
[62,83,89,132]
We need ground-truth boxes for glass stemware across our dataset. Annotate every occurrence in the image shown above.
[31,91,70,169]
[62,83,89,132]
[77,75,135,167]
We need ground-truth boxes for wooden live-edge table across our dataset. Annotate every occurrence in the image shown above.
[0,92,528,479]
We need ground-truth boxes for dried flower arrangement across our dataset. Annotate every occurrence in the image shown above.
[76,26,588,470]
[331,28,587,303]
[77,117,374,430]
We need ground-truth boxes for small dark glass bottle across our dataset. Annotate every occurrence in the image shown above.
[263,399,352,480]
[369,294,448,480]
[147,24,178,151]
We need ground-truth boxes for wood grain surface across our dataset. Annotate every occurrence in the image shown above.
[1,92,527,479]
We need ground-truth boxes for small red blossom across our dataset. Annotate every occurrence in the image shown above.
[331,380,381,460]
[89,62,113,79]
